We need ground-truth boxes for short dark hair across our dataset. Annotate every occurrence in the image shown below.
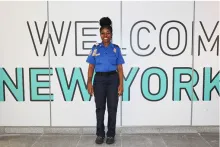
[99,17,112,33]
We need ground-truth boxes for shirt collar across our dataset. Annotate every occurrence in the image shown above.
[100,42,113,48]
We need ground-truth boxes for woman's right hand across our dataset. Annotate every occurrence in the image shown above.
[87,82,94,96]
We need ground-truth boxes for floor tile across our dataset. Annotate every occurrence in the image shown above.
[0,134,40,147]
[32,135,80,147]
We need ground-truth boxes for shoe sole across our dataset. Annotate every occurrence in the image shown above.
[106,141,115,144]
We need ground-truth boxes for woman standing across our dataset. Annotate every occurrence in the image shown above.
[86,17,125,144]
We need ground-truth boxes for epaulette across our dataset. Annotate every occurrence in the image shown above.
[113,44,119,48]
[92,42,99,49]
[94,42,99,46]
[92,44,96,48]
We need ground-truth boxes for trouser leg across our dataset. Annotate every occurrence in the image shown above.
[94,75,107,137]
[106,74,119,137]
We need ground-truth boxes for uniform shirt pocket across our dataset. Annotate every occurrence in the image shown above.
[108,53,117,65]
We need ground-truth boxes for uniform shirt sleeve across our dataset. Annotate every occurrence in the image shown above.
[86,45,96,65]
[116,46,125,65]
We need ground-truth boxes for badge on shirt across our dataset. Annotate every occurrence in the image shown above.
[92,49,97,56]
[92,49,100,56]
[113,48,116,53]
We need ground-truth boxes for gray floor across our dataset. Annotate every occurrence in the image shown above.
[0,133,219,147]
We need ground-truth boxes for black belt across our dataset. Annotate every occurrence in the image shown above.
[96,71,117,76]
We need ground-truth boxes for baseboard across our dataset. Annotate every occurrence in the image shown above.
[0,126,218,134]
[0,127,4,134]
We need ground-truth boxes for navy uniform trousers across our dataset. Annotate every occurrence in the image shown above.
[93,71,119,137]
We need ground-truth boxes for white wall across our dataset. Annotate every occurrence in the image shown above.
[0,1,219,126]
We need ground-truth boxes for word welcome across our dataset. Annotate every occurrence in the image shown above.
[27,20,219,57]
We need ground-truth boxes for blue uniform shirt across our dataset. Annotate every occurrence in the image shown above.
[86,42,125,72]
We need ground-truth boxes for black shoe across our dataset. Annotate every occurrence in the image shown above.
[95,136,104,144]
[106,136,115,144]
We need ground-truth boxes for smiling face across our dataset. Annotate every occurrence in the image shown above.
[100,28,112,44]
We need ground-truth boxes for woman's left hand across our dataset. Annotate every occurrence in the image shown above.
[118,84,123,96]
